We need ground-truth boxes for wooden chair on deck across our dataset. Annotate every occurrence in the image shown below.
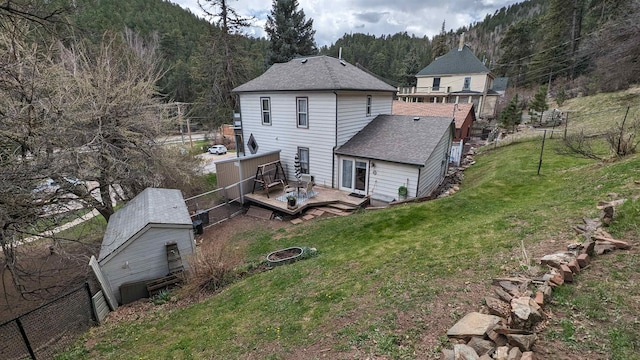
[299,180,314,200]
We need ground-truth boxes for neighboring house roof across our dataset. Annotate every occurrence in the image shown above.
[232,55,397,93]
[492,77,509,93]
[98,188,192,262]
[335,115,453,166]
[392,101,475,129]
[416,45,491,76]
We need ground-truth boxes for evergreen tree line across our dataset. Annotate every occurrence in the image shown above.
[38,0,640,129]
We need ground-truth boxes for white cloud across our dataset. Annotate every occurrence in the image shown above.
[172,0,521,46]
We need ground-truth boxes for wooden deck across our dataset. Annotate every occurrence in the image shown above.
[245,185,369,215]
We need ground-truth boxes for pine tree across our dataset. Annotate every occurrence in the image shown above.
[496,19,536,85]
[197,0,252,123]
[529,86,549,125]
[265,0,317,65]
[528,0,583,84]
[499,94,521,132]
[431,21,448,60]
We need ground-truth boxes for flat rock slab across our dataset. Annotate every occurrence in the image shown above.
[539,252,575,268]
[447,312,503,338]
[246,205,273,220]
[454,344,480,360]
[309,209,325,216]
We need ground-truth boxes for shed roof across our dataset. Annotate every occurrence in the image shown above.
[98,188,191,262]
[416,45,490,77]
[233,55,397,93]
[392,101,476,129]
[335,115,453,166]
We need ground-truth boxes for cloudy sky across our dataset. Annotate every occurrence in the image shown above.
[172,0,522,47]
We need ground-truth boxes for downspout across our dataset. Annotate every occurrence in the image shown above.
[416,165,424,197]
[333,91,338,188]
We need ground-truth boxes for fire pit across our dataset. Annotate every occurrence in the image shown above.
[266,246,304,266]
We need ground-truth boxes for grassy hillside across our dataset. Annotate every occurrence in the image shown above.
[562,86,640,136]
[59,105,640,359]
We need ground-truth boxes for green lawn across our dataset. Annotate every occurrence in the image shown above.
[58,136,640,359]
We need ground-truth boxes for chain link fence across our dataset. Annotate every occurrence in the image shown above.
[0,283,95,360]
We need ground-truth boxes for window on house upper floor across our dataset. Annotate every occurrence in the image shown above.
[366,95,372,116]
[297,97,308,128]
[432,77,441,91]
[261,97,271,125]
[463,77,471,91]
[298,147,309,174]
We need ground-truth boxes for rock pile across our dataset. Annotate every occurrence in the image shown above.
[437,150,477,198]
[441,198,631,360]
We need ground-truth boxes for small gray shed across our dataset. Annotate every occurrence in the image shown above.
[97,188,195,304]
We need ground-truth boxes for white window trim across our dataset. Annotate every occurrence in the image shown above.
[261,97,271,125]
[298,147,310,174]
[296,97,308,128]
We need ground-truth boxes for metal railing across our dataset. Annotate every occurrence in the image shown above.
[185,177,256,228]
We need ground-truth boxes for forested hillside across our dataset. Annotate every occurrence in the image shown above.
[17,0,637,123]
[70,0,269,108]
[323,0,639,95]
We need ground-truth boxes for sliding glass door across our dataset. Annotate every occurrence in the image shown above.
[340,158,368,195]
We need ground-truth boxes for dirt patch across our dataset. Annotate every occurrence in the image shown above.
[0,240,99,322]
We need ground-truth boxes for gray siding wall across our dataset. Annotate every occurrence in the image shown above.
[101,226,194,304]
[336,91,393,147]
[240,92,337,187]
[333,92,393,187]
[417,128,452,197]
[368,160,420,200]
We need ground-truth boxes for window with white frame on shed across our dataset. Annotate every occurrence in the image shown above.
[298,147,309,174]
[297,97,308,128]
[261,97,271,125]
[366,95,372,116]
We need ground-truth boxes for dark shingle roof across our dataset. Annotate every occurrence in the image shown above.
[233,55,397,93]
[335,115,453,166]
[98,188,191,262]
[416,45,490,76]
[492,77,509,92]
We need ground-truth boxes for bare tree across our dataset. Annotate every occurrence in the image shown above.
[1,20,202,300]
[0,0,71,32]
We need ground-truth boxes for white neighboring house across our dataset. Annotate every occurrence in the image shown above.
[232,55,453,202]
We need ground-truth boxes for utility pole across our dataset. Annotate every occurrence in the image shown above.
[177,102,193,150]
[178,103,185,145]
